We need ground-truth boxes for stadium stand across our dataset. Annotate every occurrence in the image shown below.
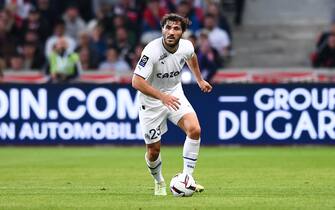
[0,0,334,82]
[230,0,333,68]
[0,0,233,80]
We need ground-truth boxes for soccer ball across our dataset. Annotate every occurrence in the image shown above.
[169,173,196,197]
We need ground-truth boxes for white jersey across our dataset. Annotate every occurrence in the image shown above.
[134,37,194,106]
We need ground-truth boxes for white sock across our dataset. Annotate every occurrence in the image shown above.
[145,153,164,183]
[183,136,200,175]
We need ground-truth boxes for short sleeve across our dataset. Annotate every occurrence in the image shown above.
[134,46,155,79]
[185,40,195,60]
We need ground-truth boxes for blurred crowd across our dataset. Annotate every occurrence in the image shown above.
[0,0,234,82]
[311,23,335,68]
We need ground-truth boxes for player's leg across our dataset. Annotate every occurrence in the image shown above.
[177,112,204,192]
[145,140,164,182]
[145,140,167,196]
[139,105,168,196]
[177,112,201,175]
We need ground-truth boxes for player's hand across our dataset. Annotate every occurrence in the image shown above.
[161,93,181,111]
[198,79,212,93]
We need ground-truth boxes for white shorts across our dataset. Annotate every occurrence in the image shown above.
[138,93,195,144]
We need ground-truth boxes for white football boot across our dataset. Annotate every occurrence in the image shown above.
[154,181,167,196]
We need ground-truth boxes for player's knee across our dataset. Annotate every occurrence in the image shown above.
[188,125,201,140]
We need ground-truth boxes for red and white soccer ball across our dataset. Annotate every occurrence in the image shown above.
[170,173,196,197]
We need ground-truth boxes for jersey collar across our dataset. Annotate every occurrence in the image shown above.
[161,37,179,54]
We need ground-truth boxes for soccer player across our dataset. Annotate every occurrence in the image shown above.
[132,13,212,196]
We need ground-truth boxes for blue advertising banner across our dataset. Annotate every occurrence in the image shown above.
[0,84,140,145]
[0,83,335,145]
[190,83,335,145]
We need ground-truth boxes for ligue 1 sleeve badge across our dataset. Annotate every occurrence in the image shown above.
[139,55,149,67]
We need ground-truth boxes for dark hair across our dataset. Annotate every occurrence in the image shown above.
[205,13,216,19]
[10,53,23,59]
[179,0,189,6]
[160,13,190,32]
[66,2,79,10]
[54,18,65,27]
[23,41,37,47]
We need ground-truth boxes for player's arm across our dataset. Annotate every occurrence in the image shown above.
[132,74,181,110]
[186,54,213,93]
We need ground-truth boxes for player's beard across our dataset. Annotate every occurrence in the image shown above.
[164,36,181,48]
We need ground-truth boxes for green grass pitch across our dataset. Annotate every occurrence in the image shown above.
[0,146,334,210]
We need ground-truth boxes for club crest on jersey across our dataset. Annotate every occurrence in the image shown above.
[139,55,149,67]
[157,71,180,78]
